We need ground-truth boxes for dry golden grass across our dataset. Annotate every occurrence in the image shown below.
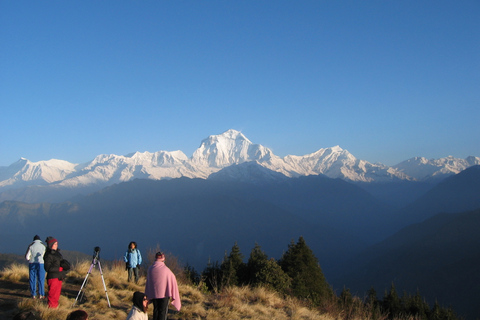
[1,261,341,320]
[0,262,29,282]
[169,284,332,320]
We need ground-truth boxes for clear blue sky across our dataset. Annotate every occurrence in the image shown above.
[1,1,479,167]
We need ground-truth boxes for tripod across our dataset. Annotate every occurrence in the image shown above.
[73,247,111,308]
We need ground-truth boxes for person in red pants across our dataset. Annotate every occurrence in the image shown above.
[43,237,69,308]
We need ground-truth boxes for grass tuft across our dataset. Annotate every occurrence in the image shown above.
[0,262,29,282]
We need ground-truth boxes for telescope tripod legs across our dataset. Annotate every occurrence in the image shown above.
[73,259,111,308]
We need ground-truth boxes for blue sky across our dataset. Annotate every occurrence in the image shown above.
[1,1,479,167]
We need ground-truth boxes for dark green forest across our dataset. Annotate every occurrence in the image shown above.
[185,237,460,320]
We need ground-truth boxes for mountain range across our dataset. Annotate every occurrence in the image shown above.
[1,129,480,318]
[1,163,479,318]
[1,129,479,203]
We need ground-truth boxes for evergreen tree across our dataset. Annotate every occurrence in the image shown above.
[245,243,269,285]
[430,301,443,320]
[365,287,381,320]
[244,243,291,292]
[339,287,364,320]
[429,301,458,320]
[382,283,402,319]
[202,259,222,293]
[365,287,378,308]
[278,236,333,305]
[256,258,292,293]
[220,242,245,287]
[339,287,354,307]
[403,290,429,319]
[184,263,200,285]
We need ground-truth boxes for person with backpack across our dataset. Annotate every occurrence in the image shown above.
[124,241,142,283]
[43,237,70,308]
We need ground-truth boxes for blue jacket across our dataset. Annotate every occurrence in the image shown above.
[124,249,142,268]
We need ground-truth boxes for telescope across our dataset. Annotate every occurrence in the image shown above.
[73,246,110,307]
[93,246,101,260]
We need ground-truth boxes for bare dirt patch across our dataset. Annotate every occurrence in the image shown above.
[0,279,81,319]
[0,279,31,319]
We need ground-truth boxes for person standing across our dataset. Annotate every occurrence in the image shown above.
[43,237,68,308]
[124,241,142,283]
[126,291,149,320]
[145,252,181,320]
[25,235,46,299]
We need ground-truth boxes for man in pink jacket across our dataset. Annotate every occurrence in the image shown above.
[145,252,181,320]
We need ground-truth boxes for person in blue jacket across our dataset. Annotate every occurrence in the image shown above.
[124,241,142,283]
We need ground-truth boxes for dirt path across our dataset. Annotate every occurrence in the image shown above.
[0,279,81,319]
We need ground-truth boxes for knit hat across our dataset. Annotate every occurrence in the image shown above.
[46,237,58,249]
[33,235,41,241]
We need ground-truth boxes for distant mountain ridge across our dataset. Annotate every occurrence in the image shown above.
[392,155,480,181]
[338,208,480,320]
[1,129,478,194]
[0,172,394,280]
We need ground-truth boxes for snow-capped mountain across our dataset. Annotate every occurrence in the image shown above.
[393,156,480,181]
[191,129,276,168]
[0,129,478,192]
[0,158,77,188]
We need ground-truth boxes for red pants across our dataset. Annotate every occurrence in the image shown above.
[47,278,63,308]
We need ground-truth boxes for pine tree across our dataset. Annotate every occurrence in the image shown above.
[262,258,292,293]
[220,242,245,287]
[429,301,458,320]
[365,287,381,319]
[278,236,333,305]
[245,242,269,284]
[339,287,364,320]
[339,287,354,307]
[404,290,429,319]
[202,259,222,293]
[382,283,401,319]
[366,287,378,308]
[244,243,292,292]
[184,263,200,285]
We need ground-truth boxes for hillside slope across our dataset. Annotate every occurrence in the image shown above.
[338,208,480,319]
[0,174,392,281]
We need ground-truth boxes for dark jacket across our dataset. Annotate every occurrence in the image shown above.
[44,249,66,280]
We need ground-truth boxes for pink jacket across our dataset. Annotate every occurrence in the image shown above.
[145,261,181,311]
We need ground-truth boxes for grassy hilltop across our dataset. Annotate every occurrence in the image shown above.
[1,258,328,320]
[0,241,461,320]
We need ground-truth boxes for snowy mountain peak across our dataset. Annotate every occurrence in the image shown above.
[0,158,77,188]
[191,129,273,168]
[217,129,250,141]
[199,129,251,149]
[393,155,480,181]
[1,129,478,194]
